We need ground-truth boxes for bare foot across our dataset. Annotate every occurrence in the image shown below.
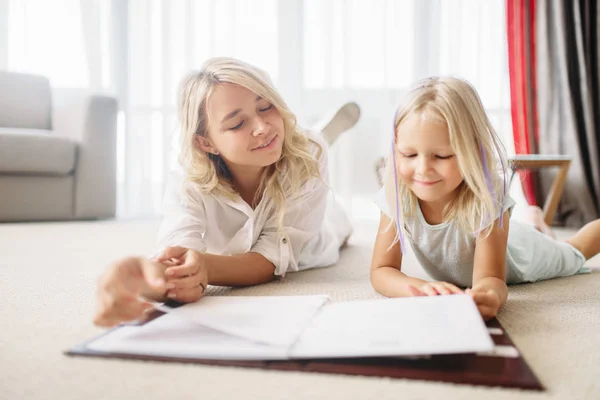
[316,102,361,145]
[524,205,555,239]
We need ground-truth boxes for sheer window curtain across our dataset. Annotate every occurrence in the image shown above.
[0,1,8,70]
[121,0,512,219]
[3,0,513,220]
[301,0,513,218]
[121,0,280,218]
[7,1,77,87]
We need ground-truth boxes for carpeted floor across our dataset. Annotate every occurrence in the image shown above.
[0,218,598,400]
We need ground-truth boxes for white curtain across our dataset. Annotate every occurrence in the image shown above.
[301,0,511,217]
[4,0,512,220]
[5,0,111,90]
[0,0,8,70]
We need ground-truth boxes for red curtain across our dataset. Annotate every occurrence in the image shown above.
[506,0,539,205]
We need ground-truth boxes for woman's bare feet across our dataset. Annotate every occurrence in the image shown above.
[314,102,361,145]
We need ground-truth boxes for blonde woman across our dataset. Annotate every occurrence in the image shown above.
[370,76,600,320]
[94,57,354,327]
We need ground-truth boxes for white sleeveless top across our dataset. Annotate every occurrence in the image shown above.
[374,188,586,287]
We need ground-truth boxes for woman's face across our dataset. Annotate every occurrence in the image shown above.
[200,83,285,171]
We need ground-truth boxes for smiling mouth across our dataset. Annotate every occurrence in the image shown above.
[414,180,440,185]
[253,136,275,150]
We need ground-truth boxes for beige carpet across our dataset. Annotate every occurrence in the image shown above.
[0,218,599,400]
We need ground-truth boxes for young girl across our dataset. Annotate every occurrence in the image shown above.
[370,76,600,320]
[94,57,353,327]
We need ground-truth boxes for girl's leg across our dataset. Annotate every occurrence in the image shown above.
[566,219,600,260]
[523,205,555,238]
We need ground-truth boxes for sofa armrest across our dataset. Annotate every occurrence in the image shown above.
[53,91,118,219]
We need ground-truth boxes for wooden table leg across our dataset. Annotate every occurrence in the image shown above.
[508,156,572,226]
[541,161,571,225]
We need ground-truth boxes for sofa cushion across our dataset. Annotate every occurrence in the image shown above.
[0,128,77,175]
[0,71,52,129]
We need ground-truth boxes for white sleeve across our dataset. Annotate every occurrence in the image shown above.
[502,194,517,217]
[251,135,329,276]
[152,171,208,258]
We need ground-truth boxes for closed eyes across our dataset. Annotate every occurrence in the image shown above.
[230,121,244,130]
[228,104,274,131]
[400,153,454,160]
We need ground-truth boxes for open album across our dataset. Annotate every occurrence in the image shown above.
[75,294,494,361]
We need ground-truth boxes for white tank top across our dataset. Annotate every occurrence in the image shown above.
[374,188,519,287]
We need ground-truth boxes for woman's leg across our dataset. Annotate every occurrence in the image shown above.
[325,191,353,249]
[375,157,386,188]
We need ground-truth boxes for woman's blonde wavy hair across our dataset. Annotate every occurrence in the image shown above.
[178,57,322,229]
[383,76,508,239]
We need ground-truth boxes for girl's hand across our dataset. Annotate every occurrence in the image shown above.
[94,257,167,327]
[157,246,208,303]
[407,281,464,296]
[466,287,501,320]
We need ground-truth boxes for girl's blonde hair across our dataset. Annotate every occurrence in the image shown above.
[383,76,507,238]
[178,57,322,228]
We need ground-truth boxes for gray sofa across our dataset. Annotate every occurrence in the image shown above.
[0,71,118,221]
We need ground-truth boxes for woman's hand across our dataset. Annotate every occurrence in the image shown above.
[407,281,464,296]
[466,286,502,320]
[157,246,208,303]
[94,257,167,327]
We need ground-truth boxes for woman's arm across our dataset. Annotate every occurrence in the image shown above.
[370,213,429,297]
[471,210,510,319]
[202,252,275,286]
[155,247,275,302]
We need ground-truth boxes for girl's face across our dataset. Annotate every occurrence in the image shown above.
[395,113,464,207]
[200,83,285,171]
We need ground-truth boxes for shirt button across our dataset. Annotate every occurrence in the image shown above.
[282,238,288,244]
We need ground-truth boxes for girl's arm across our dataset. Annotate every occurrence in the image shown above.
[471,210,510,319]
[370,213,429,297]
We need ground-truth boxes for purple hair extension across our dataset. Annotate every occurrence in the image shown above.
[391,136,406,254]
[497,142,508,224]
[479,143,507,229]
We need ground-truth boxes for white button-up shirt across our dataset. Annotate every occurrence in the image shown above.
[155,132,352,276]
